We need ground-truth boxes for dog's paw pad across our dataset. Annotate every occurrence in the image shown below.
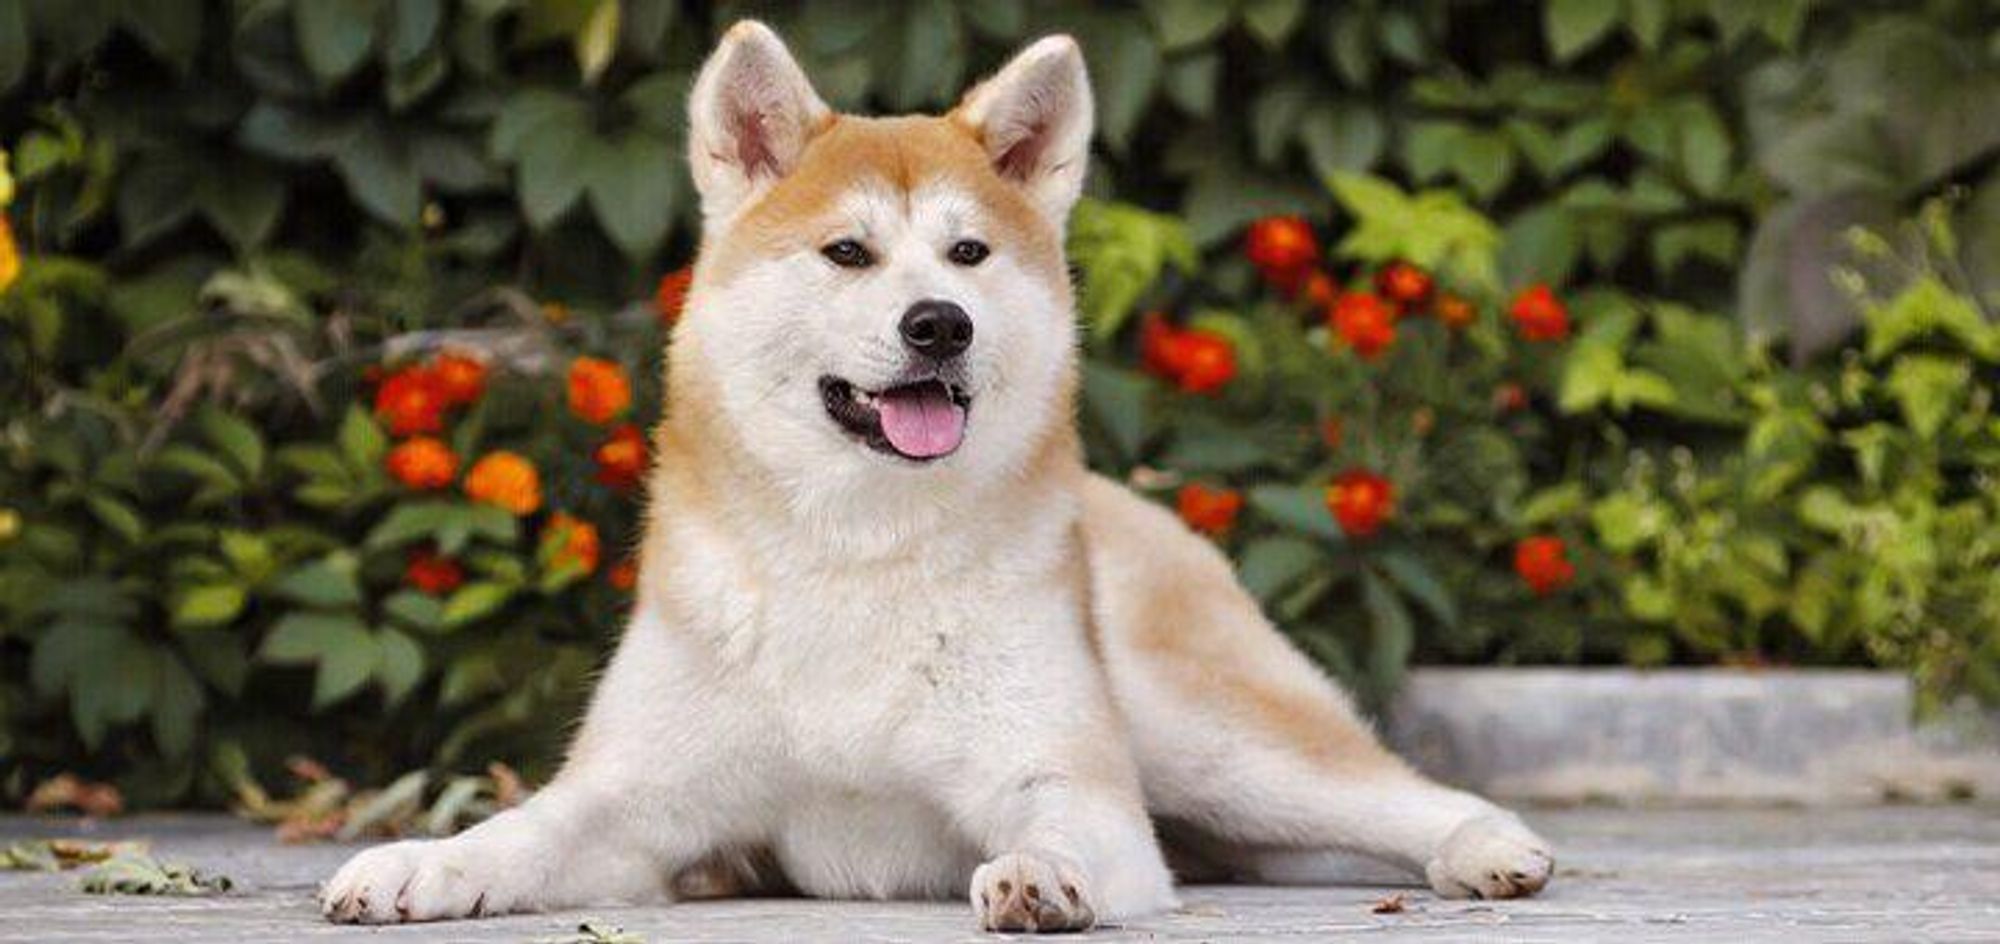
[1425,814,1554,900]
[971,852,1096,933]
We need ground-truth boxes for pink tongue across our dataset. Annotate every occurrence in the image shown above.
[876,385,966,458]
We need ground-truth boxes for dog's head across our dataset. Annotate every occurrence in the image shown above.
[673,22,1090,494]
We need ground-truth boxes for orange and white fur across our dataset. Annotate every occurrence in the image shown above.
[323,22,1554,932]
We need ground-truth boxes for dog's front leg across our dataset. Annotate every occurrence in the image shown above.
[323,606,764,923]
[928,602,1177,932]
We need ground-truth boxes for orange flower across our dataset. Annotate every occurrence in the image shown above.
[431,351,489,407]
[374,366,449,436]
[1140,314,1237,395]
[567,356,632,425]
[654,266,693,326]
[405,549,464,595]
[1330,292,1397,361]
[0,216,20,293]
[607,557,638,590]
[1435,292,1477,330]
[1245,217,1320,288]
[544,512,601,575]
[594,423,647,490]
[1509,284,1570,342]
[385,436,459,490]
[1176,483,1244,537]
[1514,535,1576,595]
[1374,261,1433,312]
[465,451,542,516]
[1325,469,1395,539]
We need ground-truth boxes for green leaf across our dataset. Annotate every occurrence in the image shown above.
[335,121,422,226]
[1090,27,1161,151]
[1300,102,1385,181]
[1376,550,1458,629]
[1545,0,1621,62]
[116,153,202,247]
[1067,199,1196,339]
[1081,363,1152,460]
[199,163,287,251]
[85,494,145,544]
[197,406,265,480]
[1361,569,1414,693]
[259,612,371,663]
[1248,484,1347,542]
[120,0,204,73]
[271,553,363,608]
[574,0,619,85]
[383,590,445,633]
[384,0,443,65]
[293,0,381,86]
[0,0,27,93]
[1161,51,1219,117]
[1143,0,1232,50]
[1325,13,1374,86]
[338,406,389,470]
[441,582,514,628]
[150,657,205,758]
[583,132,679,259]
[374,627,425,705]
[1241,0,1304,47]
[1236,537,1324,602]
[1591,493,1667,553]
[1884,355,1970,439]
[172,584,247,629]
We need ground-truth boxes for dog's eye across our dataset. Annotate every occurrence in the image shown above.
[948,240,990,267]
[821,240,873,269]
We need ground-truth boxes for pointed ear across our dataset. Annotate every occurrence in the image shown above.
[954,35,1094,223]
[687,21,831,221]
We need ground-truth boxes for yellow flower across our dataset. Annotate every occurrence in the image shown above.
[0,216,19,295]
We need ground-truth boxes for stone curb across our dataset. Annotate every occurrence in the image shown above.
[1384,668,2000,805]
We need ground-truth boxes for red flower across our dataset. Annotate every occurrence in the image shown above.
[1494,382,1530,414]
[1514,535,1576,595]
[385,436,459,490]
[654,266,693,326]
[1325,469,1395,539]
[1435,292,1477,330]
[607,557,638,591]
[1245,217,1320,288]
[405,549,464,595]
[594,423,647,490]
[1176,483,1243,537]
[1330,292,1397,361]
[431,351,488,407]
[374,366,449,436]
[567,356,633,424]
[1509,284,1570,342]
[1374,261,1433,312]
[1140,313,1237,395]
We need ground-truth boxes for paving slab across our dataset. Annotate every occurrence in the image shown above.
[3,807,1998,942]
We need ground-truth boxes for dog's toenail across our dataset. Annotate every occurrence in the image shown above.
[1024,883,1041,900]
[997,880,1013,895]
[1063,883,1079,904]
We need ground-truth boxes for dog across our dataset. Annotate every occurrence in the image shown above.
[322,21,1554,932]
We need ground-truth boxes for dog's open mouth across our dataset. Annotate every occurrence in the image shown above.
[819,375,972,462]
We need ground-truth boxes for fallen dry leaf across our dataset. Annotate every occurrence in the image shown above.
[1,839,149,871]
[79,851,232,896]
[1371,892,1408,914]
[25,774,124,818]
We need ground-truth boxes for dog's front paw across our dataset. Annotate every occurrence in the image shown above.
[970,852,1096,933]
[1424,813,1555,900]
[322,838,527,924]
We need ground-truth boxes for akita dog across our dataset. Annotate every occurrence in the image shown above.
[323,21,1554,932]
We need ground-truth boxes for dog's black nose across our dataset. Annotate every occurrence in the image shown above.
[899,300,973,360]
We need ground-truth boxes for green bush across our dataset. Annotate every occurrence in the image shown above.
[3,1,1998,804]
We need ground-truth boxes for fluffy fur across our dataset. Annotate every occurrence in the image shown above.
[322,22,1554,932]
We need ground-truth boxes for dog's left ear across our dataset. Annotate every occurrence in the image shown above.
[954,36,1094,225]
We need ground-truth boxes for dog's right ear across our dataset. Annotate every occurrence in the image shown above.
[687,21,829,222]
